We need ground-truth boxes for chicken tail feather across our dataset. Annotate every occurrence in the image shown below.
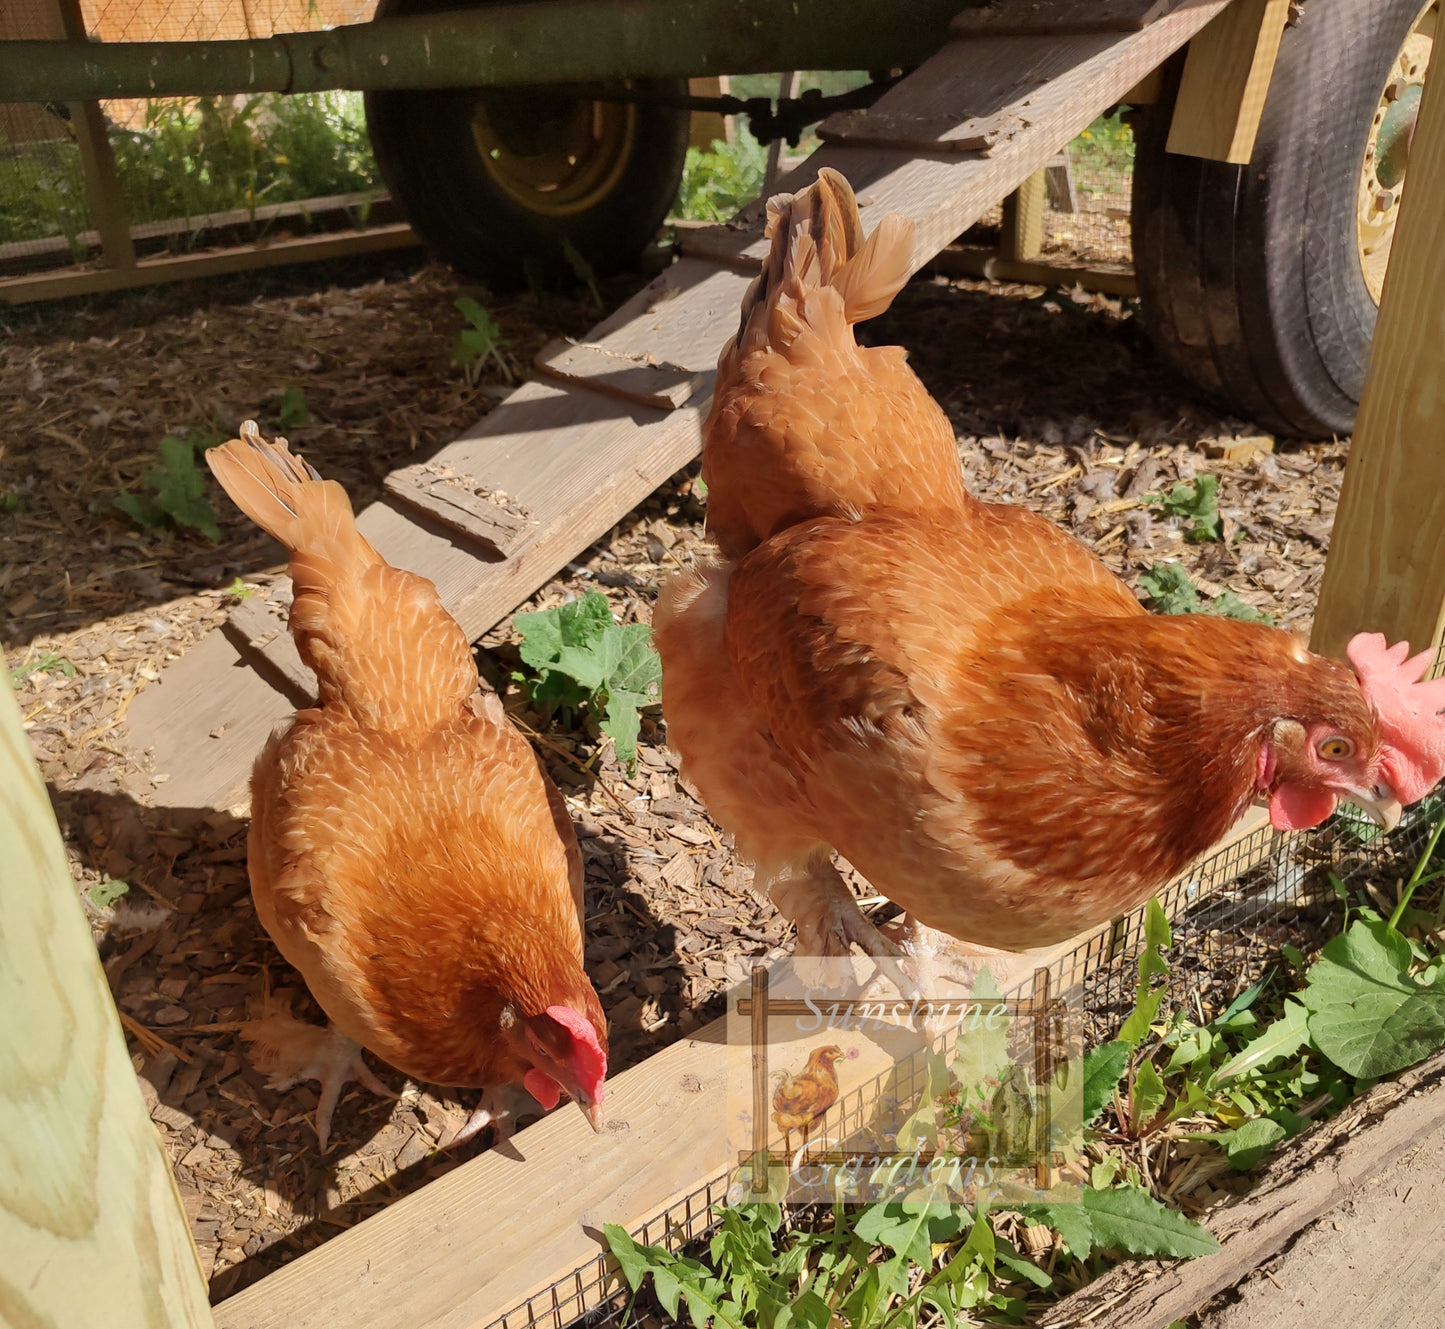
[733,166,915,358]
[703,169,964,558]
[206,421,381,577]
[208,422,480,732]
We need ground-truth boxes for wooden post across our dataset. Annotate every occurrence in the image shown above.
[1165,0,1290,163]
[1312,46,1445,661]
[0,685,214,1323]
[1000,168,1046,261]
[749,964,770,1193]
[53,0,136,271]
[687,76,731,150]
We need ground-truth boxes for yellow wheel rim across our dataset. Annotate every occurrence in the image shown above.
[1358,3,1436,304]
[470,88,636,217]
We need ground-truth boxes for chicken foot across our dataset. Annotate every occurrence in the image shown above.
[242,1013,392,1153]
[763,852,920,992]
[452,1083,541,1147]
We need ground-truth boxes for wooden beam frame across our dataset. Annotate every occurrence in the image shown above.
[1166,0,1291,163]
[0,224,421,305]
[52,0,136,274]
[1312,42,1445,660]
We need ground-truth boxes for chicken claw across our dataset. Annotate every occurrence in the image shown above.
[452,1082,545,1147]
[242,1013,392,1152]
[765,853,917,992]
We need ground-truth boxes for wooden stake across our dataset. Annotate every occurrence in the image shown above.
[1000,168,1046,260]
[687,76,731,150]
[0,684,212,1326]
[750,963,771,1193]
[52,0,135,270]
[1165,0,1290,163]
[1312,47,1445,660]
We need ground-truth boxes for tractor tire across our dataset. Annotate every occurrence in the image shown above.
[1131,0,1435,438]
[364,0,690,289]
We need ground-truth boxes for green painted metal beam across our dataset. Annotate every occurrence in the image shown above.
[0,0,967,103]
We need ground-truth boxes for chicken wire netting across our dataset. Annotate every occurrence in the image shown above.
[482,790,1444,1329]
[0,0,383,277]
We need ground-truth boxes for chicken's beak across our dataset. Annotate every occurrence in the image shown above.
[1347,784,1403,832]
[581,1097,604,1133]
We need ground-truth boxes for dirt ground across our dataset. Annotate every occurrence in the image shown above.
[3,224,1354,1302]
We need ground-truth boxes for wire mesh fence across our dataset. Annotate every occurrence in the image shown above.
[0,0,384,278]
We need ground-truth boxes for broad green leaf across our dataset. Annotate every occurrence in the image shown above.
[1081,1186,1219,1257]
[515,592,612,670]
[607,621,664,700]
[1082,1040,1130,1124]
[1222,1117,1286,1171]
[1303,919,1445,1077]
[853,1200,964,1266]
[1216,1000,1310,1082]
[603,1224,663,1292]
[1132,1058,1167,1128]
[1119,988,1165,1048]
[1016,1204,1093,1258]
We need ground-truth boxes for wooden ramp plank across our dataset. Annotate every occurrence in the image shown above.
[716,0,1227,261]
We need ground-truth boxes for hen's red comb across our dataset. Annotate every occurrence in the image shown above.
[1347,632,1445,805]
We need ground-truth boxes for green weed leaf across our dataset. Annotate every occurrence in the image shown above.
[513,591,662,773]
[1216,999,1311,1082]
[1082,1040,1130,1124]
[1081,1186,1220,1257]
[1303,919,1445,1077]
[86,878,130,908]
[1222,1117,1286,1171]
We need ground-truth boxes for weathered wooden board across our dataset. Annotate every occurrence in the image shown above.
[0,682,215,1328]
[1313,44,1445,659]
[1040,1045,1445,1328]
[0,223,421,305]
[1165,0,1291,163]
[709,0,1232,264]
[950,0,1173,38]
[533,337,709,411]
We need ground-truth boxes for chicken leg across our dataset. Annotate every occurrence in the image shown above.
[243,1013,392,1152]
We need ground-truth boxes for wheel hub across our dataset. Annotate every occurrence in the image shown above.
[470,89,637,218]
[1358,5,1436,304]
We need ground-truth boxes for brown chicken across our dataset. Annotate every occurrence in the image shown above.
[772,1045,846,1154]
[207,424,606,1150]
[655,168,1445,963]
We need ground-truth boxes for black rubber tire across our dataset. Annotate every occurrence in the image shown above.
[363,0,690,288]
[1131,0,1431,438]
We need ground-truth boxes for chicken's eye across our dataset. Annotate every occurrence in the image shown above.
[1318,735,1355,760]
